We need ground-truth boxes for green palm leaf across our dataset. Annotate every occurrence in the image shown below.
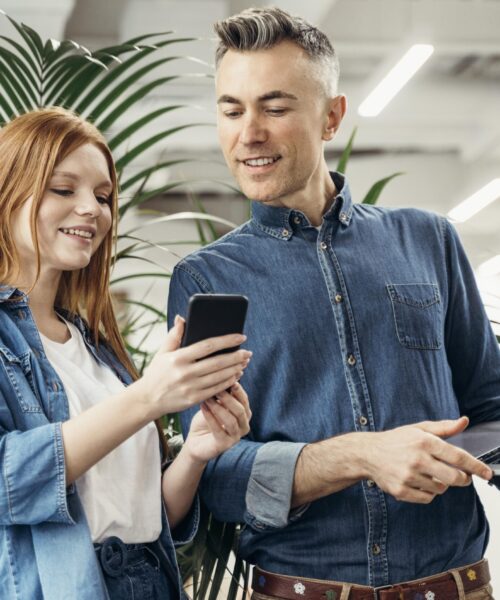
[361,172,404,205]
[120,159,193,191]
[336,126,357,174]
[107,105,184,151]
[5,14,43,62]
[0,33,39,79]
[0,53,37,109]
[115,123,208,172]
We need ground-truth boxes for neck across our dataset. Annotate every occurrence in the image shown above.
[14,269,62,327]
[266,164,336,227]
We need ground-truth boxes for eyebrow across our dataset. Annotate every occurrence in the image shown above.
[217,90,298,104]
[52,170,112,189]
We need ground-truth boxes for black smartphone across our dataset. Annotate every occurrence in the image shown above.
[180,294,248,356]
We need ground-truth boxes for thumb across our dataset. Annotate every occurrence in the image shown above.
[161,315,185,353]
[413,416,469,438]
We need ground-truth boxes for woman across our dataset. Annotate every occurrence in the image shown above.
[0,107,252,599]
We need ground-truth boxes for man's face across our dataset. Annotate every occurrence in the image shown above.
[216,41,342,205]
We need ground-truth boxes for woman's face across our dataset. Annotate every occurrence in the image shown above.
[12,143,113,281]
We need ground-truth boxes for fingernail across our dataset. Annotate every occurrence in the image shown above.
[174,314,180,324]
[239,335,247,341]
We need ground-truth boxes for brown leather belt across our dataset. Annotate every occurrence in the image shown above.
[253,559,490,600]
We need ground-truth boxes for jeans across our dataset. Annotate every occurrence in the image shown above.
[94,536,177,600]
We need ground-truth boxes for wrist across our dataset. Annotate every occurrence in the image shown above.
[124,379,159,422]
[335,431,373,480]
[177,441,209,471]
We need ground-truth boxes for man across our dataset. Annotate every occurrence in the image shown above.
[167,7,500,598]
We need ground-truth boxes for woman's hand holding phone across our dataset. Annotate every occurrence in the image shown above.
[183,383,252,464]
[136,315,252,418]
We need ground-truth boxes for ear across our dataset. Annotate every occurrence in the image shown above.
[322,95,347,141]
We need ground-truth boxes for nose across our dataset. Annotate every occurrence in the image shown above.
[239,113,268,146]
[74,191,103,217]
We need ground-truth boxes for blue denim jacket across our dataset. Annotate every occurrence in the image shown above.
[168,172,500,586]
[0,287,197,600]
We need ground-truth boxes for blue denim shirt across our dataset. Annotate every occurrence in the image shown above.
[167,172,500,586]
[0,287,197,600]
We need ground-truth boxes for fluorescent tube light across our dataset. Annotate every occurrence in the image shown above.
[358,44,434,117]
[477,255,500,278]
[448,179,500,222]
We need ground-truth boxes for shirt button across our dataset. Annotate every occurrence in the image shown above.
[367,479,376,488]
[293,216,301,224]
[320,241,328,250]
[347,354,356,366]
[359,415,368,426]
[17,310,25,320]
[282,229,290,238]
[335,294,343,303]
[52,381,59,392]
[372,544,381,555]
[340,212,348,223]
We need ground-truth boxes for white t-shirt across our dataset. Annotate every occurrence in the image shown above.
[41,320,162,544]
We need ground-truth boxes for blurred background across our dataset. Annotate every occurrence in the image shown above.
[1,0,498,591]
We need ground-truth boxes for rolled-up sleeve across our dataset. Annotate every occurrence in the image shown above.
[169,494,200,547]
[246,441,308,529]
[0,421,75,526]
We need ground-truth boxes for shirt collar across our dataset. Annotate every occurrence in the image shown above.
[0,286,27,303]
[250,172,353,240]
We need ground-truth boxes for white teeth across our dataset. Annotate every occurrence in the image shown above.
[60,228,93,239]
[245,157,278,167]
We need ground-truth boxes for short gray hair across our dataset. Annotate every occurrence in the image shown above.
[214,7,339,96]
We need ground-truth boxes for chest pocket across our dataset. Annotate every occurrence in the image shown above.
[386,283,442,350]
[0,346,43,412]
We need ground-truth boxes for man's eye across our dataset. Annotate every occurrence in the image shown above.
[267,108,286,116]
[51,189,73,196]
[224,111,242,118]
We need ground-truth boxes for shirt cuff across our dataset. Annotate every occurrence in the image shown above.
[245,441,308,530]
[170,494,200,547]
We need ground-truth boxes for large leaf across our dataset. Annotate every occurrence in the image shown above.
[361,172,404,205]
[0,58,36,111]
[0,32,39,79]
[120,159,193,191]
[75,53,176,117]
[108,105,184,151]
[122,212,238,236]
[6,14,43,63]
[336,126,357,174]
[95,76,180,132]
[114,123,208,173]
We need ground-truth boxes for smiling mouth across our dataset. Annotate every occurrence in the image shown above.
[59,228,95,240]
[242,156,281,167]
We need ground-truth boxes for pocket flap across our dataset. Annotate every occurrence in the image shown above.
[387,283,440,308]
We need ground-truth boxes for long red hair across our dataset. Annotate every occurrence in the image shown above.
[0,107,168,456]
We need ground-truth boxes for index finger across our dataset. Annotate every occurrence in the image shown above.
[179,334,247,362]
[434,440,492,480]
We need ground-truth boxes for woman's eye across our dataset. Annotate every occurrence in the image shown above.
[96,195,111,205]
[51,188,73,196]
